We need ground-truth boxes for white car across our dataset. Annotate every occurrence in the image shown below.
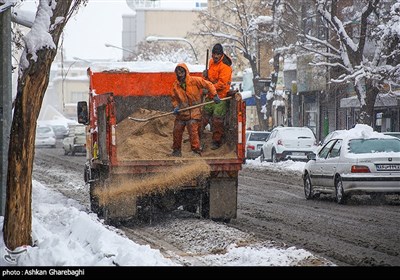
[303,125,400,204]
[35,125,56,148]
[260,126,317,162]
[383,132,400,139]
[62,124,86,156]
[245,130,270,159]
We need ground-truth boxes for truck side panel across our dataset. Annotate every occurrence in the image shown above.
[90,72,175,96]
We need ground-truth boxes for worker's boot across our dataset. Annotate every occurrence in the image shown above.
[192,149,202,157]
[210,141,221,150]
[170,149,182,157]
[211,117,224,149]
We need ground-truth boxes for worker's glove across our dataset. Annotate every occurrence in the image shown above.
[213,95,221,104]
[173,107,180,115]
[202,70,208,79]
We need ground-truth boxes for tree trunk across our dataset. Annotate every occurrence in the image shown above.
[3,0,76,250]
[253,78,268,131]
[266,53,280,130]
[355,79,379,126]
[249,59,268,131]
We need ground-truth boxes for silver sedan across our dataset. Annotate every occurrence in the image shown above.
[303,132,400,204]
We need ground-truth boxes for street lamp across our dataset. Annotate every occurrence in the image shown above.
[146,36,199,64]
[104,43,134,54]
[73,57,92,64]
[61,60,77,112]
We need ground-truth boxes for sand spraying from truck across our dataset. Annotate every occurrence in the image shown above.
[94,160,211,206]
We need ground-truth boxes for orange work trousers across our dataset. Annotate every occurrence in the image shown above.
[172,119,201,152]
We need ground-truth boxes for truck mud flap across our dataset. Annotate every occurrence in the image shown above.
[104,196,137,224]
[208,177,238,220]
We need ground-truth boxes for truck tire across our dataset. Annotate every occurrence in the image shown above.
[200,190,210,219]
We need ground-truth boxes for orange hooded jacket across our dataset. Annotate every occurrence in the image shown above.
[171,63,217,121]
[207,54,232,98]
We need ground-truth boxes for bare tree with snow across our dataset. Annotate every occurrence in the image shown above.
[300,0,400,125]
[194,0,275,130]
[4,0,87,251]
[127,41,197,64]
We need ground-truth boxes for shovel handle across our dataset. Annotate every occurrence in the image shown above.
[129,96,233,122]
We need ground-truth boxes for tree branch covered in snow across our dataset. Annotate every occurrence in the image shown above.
[298,0,400,124]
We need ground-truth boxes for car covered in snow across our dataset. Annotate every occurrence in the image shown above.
[383,131,400,139]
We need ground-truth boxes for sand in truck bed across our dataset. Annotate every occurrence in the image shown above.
[115,108,237,161]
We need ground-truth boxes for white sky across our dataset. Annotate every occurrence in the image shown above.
[0,160,329,267]
[19,0,207,61]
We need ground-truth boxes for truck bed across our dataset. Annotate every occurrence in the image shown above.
[116,110,237,161]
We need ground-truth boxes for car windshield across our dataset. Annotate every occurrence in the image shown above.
[73,126,86,135]
[37,127,52,134]
[348,138,400,154]
[249,133,269,141]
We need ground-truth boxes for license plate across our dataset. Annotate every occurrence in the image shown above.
[292,152,304,156]
[376,164,400,171]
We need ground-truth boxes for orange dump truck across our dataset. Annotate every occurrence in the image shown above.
[78,62,246,224]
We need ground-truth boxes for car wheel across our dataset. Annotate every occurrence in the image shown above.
[71,146,75,156]
[272,149,278,163]
[304,173,314,200]
[335,176,347,204]
[63,148,68,155]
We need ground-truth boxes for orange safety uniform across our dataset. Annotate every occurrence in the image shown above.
[207,54,232,98]
[171,63,217,153]
[202,53,232,146]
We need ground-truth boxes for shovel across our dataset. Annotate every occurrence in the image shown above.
[128,96,233,122]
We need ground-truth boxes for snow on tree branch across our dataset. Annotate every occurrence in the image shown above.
[20,0,56,71]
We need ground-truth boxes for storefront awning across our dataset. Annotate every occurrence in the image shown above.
[340,92,400,108]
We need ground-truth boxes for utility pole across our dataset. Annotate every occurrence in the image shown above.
[0,1,13,215]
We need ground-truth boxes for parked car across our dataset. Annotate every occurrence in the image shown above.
[303,125,400,204]
[51,124,69,139]
[260,126,317,162]
[245,130,271,159]
[62,124,86,156]
[37,120,69,139]
[320,129,347,146]
[316,129,348,153]
[383,131,400,139]
[35,125,56,148]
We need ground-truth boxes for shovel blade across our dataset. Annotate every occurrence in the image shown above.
[128,117,151,122]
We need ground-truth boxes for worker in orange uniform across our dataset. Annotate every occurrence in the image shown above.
[202,43,233,150]
[170,63,219,157]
